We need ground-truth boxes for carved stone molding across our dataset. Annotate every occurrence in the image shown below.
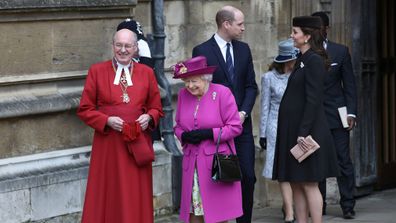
[0,146,91,192]
[0,71,167,119]
[0,71,86,119]
[0,0,137,22]
[0,0,137,10]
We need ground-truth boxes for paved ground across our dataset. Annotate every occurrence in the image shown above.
[155,188,396,223]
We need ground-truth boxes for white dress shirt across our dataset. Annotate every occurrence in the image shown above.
[214,33,234,65]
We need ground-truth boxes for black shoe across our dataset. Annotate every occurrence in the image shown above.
[322,202,327,215]
[343,210,355,219]
[284,220,295,223]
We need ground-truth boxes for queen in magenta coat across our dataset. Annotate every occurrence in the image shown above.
[173,56,243,223]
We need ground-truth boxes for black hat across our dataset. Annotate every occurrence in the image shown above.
[311,11,329,27]
[117,18,147,41]
[292,16,322,29]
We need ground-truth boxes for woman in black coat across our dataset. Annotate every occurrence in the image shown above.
[272,16,339,223]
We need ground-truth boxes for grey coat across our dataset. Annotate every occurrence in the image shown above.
[260,69,289,178]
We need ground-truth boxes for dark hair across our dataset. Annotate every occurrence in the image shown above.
[215,9,235,28]
[268,62,285,73]
[301,27,330,69]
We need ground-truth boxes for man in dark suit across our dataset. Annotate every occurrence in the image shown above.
[192,6,258,222]
[312,11,358,219]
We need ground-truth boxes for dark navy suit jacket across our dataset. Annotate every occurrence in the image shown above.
[324,41,357,129]
[192,36,258,134]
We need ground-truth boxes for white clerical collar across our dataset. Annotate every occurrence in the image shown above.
[113,59,133,86]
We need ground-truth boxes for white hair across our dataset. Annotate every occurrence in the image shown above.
[200,74,213,82]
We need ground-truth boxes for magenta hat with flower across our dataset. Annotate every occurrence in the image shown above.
[172,56,217,79]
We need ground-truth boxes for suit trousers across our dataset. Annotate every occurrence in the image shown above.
[234,131,256,223]
[319,128,356,213]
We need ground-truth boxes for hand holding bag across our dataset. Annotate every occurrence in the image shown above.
[122,122,155,167]
[122,122,141,142]
[211,128,242,182]
[290,135,320,163]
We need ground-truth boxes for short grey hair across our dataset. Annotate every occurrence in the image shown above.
[200,74,213,82]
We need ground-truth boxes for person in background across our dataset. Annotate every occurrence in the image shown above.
[173,56,243,223]
[117,18,154,68]
[117,18,162,142]
[192,6,258,222]
[272,16,339,223]
[260,38,298,223]
[312,11,358,219]
[77,29,163,223]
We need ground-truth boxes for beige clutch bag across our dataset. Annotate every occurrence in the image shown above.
[290,135,320,163]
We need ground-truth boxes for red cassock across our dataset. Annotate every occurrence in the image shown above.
[77,60,163,223]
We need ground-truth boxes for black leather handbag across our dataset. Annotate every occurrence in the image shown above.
[211,128,242,182]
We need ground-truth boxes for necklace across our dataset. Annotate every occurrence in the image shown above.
[193,83,210,117]
[112,60,133,103]
[120,73,130,103]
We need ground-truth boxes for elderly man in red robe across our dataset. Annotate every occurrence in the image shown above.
[77,28,163,223]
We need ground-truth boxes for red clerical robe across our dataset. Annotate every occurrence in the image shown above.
[77,60,163,223]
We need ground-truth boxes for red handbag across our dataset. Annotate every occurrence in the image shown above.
[122,122,154,167]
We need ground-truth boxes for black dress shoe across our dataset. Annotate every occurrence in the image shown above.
[343,210,355,219]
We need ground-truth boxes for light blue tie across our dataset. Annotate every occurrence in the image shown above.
[226,43,235,81]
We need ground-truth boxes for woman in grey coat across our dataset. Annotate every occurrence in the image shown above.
[260,38,298,223]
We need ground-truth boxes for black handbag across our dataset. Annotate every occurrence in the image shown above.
[211,128,242,182]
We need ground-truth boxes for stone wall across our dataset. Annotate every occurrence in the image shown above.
[0,143,172,222]
[0,1,174,222]
[0,0,137,158]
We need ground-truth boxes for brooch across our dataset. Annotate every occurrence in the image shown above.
[174,63,188,74]
[212,92,217,100]
[300,62,305,68]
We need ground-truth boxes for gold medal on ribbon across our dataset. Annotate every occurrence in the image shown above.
[122,93,130,103]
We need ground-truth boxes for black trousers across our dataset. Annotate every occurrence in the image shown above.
[319,128,356,213]
[235,133,256,223]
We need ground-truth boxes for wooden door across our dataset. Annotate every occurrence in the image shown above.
[377,0,396,188]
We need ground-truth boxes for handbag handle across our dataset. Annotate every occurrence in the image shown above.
[215,128,235,155]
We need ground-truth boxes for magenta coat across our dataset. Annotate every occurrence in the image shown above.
[174,83,243,223]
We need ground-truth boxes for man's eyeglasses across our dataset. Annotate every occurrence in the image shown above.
[113,43,137,50]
